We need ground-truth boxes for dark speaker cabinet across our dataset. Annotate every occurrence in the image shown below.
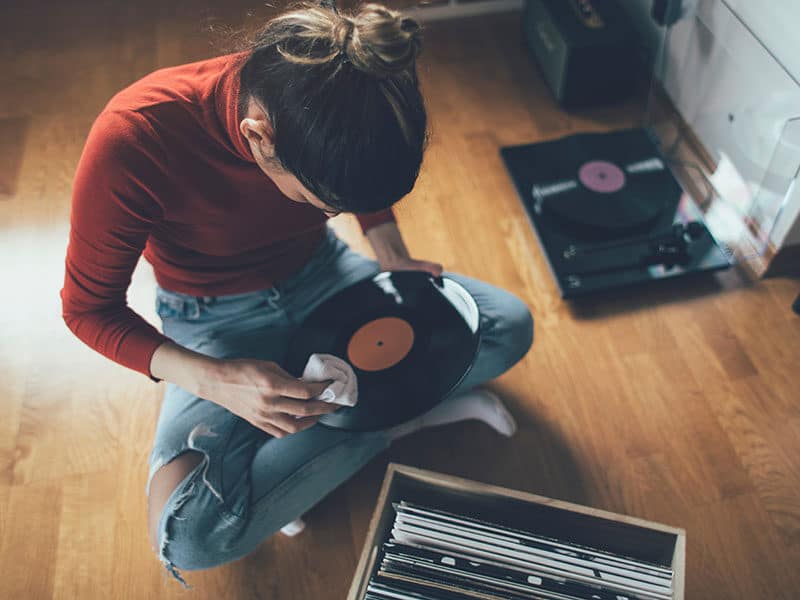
[522,0,640,108]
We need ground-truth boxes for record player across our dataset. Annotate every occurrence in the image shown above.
[501,0,800,298]
[500,128,732,298]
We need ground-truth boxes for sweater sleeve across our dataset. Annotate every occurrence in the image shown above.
[61,110,171,381]
[356,208,396,233]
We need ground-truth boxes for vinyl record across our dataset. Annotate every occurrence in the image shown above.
[543,157,664,235]
[520,130,677,240]
[286,272,480,431]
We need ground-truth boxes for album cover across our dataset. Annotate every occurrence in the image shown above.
[365,500,675,600]
[366,583,448,600]
[367,579,461,600]
[381,555,590,600]
[382,542,647,600]
[390,525,671,598]
[395,503,672,581]
[377,569,522,600]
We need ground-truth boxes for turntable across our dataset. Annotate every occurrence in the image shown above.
[500,128,731,298]
[500,0,800,298]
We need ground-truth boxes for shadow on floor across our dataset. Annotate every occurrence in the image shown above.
[565,267,749,320]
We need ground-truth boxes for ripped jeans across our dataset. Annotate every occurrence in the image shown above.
[147,227,534,586]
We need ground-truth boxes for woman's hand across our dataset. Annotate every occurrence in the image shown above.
[365,221,443,276]
[151,342,339,438]
[197,358,340,437]
[380,256,443,276]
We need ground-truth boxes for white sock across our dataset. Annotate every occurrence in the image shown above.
[280,517,306,537]
[385,389,517,442]
[278,392,514,536]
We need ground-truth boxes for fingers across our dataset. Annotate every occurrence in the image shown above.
[274,376,330,400]
[305,380,331,398]
[271,396,340,417]
[249,414,320,438]
[420,261,444,276]
[257,361,331,400]
[256,421,288,439]
[392,260,444,276]
[271,414,320,436]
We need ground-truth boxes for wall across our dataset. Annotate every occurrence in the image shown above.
[617,0,800,250]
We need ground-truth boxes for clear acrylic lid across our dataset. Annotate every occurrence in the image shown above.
[644,0,800,266]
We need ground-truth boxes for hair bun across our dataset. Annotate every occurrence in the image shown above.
[343,4,422,78]
[250,2,422,80]
[333,18,356,50]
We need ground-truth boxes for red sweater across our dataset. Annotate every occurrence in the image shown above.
[62,52,394,379]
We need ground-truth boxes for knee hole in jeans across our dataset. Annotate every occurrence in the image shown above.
[147,450,204,550]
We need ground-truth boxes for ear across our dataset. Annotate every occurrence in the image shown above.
[239,117,276,159]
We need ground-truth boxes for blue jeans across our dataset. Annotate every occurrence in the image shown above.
[148,227,533,585]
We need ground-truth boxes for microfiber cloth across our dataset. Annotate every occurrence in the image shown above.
[301,353,358,407]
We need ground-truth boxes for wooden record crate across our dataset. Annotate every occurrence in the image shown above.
[348,463,686,599]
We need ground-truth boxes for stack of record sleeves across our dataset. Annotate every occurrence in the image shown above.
[365,502,674,600]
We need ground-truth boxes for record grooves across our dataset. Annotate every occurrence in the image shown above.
[286,272,480,431]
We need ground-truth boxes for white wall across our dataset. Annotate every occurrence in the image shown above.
[618,0,800,250]
[724,0,800,82]
[725,0,800,247]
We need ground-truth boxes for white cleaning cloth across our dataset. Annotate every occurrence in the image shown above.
[301,353,358,407]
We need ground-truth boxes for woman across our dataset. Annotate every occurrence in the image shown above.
[62,1,533,586]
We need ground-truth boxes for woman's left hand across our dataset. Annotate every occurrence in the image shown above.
[365,222,443,276]
[380,256,443,276]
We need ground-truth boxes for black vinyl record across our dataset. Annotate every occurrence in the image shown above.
[525,130,677,240]
[286,272,480,431]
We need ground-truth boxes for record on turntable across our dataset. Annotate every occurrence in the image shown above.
[526,130,678,239]
[286,271,480,431]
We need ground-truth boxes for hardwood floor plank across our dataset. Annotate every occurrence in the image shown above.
[0,481,62,599]
[682,493,800,599]
[704,381,800,549]
[52,472,118,599]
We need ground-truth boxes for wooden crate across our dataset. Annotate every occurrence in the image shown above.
[348,463,686,599]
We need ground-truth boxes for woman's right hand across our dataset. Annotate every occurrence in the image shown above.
[151,342,339,438]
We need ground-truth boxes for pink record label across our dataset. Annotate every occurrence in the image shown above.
[578,160,626,193]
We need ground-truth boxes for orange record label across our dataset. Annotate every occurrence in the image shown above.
[346,317,415,372]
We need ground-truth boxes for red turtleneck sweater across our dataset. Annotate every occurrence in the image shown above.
[61,52,395,379]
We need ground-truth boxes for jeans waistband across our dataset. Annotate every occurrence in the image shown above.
[154,227,338,310]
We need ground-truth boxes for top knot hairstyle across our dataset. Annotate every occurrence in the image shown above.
[238,1,428,213]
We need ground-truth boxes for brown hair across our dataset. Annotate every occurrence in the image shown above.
[238,2,428,213]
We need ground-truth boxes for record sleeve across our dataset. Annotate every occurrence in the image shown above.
[390,525,670,599]
[395,503,672,578]
[382,542,644,600]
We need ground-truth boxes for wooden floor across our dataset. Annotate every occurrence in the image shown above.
[2,2,799,598]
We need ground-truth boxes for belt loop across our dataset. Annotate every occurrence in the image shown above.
[261,287,281,308]
[184,297,201,319]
